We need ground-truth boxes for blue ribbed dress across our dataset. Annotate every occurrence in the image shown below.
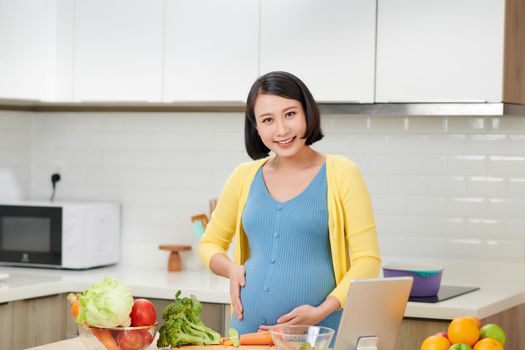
[230,163,342,340]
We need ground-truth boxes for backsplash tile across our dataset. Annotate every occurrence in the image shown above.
[447,155,487,175]
[405,116,446,133]
[467,134,508,155]
[507,177,525,197]
[447,117,485,132]
[427,134,467,154]
[506,219,525,239]
[424,217,465,237]
[488,155,525,176]
[0,111,524,265]
[405,236,447,258]
[387,134,428,154]
[467,176,506,196]
[445,238,484,259]
[0,111,31,200]
[484,240,525,262]
[426,176,466,196]
[508,135,525,155]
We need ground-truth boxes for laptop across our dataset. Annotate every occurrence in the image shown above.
[333,277,413,350]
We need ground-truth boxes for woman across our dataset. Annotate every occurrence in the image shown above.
[198,71,381,338]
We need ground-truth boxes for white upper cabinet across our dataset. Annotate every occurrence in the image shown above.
[73,0,163,102]
[259,0,376,103]
[0,0,53,100]
[376,0,505,103]
[163,0,259,102]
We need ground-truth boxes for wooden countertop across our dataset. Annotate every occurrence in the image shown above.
[25,337,273,350]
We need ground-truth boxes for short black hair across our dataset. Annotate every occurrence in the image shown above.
[244,71,324,160]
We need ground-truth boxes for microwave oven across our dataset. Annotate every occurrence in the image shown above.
[0,201,120,269]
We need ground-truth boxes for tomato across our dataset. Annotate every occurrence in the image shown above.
[130,299,157,327]
[116,329,152,350]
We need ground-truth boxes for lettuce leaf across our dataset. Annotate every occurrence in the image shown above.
[76,276,133,328]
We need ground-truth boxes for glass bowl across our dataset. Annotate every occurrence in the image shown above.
[269,325,335,350]
[78,323,157,350]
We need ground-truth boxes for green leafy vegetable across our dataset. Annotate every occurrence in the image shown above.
[75,276,133,328]
[229,327,239,347]
[157,290,221,348]
[298,343,313,350]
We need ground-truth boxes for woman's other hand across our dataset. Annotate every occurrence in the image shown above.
[258,296,341,330]
[228,263,246,320]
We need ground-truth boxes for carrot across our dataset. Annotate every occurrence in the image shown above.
[67,293,81,319]
[71,301,80,318]
[91,328,118,350]
[219,337,235,346]
[239,331,274,345]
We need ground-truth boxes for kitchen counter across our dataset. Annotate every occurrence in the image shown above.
[1,258,525,321]
[25,337,157,350]
[26,337,271,350]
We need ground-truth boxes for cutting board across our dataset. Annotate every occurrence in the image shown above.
[176,346,274,350]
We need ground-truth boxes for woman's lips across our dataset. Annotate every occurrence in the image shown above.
[274,137,295,147]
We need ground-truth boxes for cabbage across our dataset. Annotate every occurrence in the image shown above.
[76,276,134,327]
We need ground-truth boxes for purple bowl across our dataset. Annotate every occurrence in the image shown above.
[382,265,444,297]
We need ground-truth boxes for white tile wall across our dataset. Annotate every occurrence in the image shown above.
[0,110,524,265]
[0,111,32,200]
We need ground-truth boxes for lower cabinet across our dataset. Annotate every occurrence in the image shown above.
[11,294,67,350]
[0,301,14,349]
[395,318,448,350]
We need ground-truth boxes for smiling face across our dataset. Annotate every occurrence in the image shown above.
[253,93,308,159]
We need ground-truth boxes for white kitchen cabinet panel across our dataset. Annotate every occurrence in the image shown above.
[376,0,505,103]
[0,0,54,100]
[74,0,163,102]
[163,0,259,102]
[260,0,376,103]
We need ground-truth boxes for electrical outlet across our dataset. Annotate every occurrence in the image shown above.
[51,160,66,175]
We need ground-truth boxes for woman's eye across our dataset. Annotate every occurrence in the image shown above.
[285,111,296,118]
[262,118,273,124]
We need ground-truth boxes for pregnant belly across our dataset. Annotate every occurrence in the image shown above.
[234,260,336,331]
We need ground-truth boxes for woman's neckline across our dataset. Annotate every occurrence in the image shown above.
[260,161,326,205]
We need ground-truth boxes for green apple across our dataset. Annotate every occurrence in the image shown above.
[448,344,472,350]
[479,323,506,346]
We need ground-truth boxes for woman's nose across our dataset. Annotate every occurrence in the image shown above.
[276,118,289,135]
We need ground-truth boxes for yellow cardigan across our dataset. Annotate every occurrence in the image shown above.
[198,154,381,307]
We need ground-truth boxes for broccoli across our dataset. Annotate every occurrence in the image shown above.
[157,290,221,348]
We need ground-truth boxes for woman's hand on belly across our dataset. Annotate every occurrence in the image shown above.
[258,304,323,330]
[258,296,341,330]
[228,263,246,320]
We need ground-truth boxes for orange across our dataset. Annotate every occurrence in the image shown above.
[473,338,504,350]
[462,316,482,329]
[421,335,451,350]
[448,317,480,346]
